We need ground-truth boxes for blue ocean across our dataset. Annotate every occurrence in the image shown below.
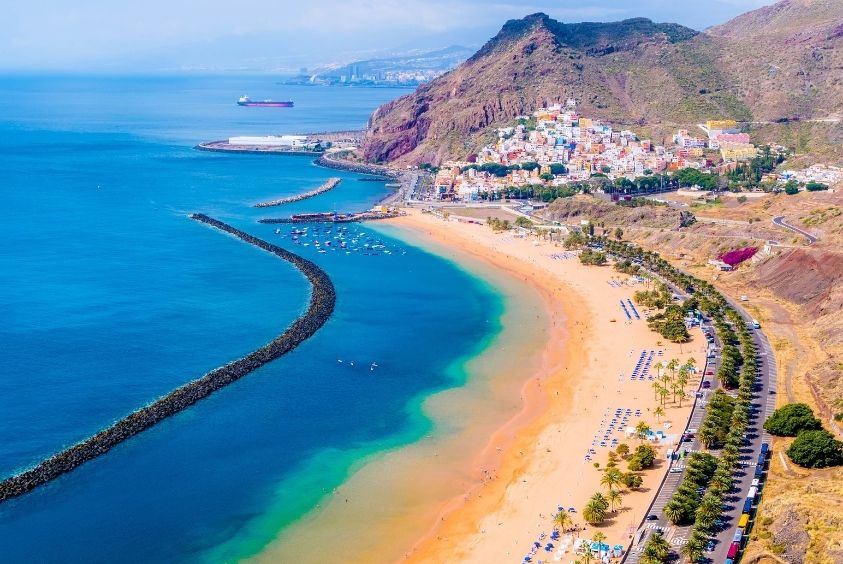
[0,76,502,562]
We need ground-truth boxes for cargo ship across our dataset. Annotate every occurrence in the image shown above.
[237,96,293,108]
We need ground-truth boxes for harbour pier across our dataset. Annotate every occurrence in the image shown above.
[254,178,342,207]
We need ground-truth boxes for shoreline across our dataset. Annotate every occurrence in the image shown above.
[392,221,577,561]
[247,214,558,563]
[247,207,705,564]
[382,209,705,564]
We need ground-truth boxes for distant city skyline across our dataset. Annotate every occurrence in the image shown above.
[3,0,776,72]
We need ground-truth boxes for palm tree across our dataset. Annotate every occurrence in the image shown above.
[607,489,623,512]
[653,406,665,422]
[682,538,705,563]
[677,389,687,408]
[652,380,662,400]
[653,361,664,379]
[658,386,669,407]
[667,358,679,380]
[643,531,671,562]
[671,383,680,403]
[554,510,573,532]
[635,421,651,442]
[601,468,623,492]
[583,501,606,525]
[663,501,685,525]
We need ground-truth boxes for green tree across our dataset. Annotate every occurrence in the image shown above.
[682,537,705,562]
[784,180,799,195]
[563,230,587,249]
[579,249,607,266]
[621,471,643,489]
[614,227,624,239]
[764,403,823,436]
[635,421,652,440]
[642,531,670,563]
[607,488,623,512]
[583,500,607,525]
[601,467,624,492]
[658,386,670,407]
[616,443,630,459]
[554,510,573,531]
[786,429,843,468]
[663,501,685,525]
[514,216,534,228]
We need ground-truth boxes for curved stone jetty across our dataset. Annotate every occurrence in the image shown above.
[0,214,336,503]
[314,155,397,177]
[254,177,342,208]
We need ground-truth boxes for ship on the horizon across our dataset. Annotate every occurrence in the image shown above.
[237,96,293,108]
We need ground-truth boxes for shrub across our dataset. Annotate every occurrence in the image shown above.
[622,472,643,489]
[514,216,534,228]
[563,231,587,249]
[486,217,511,232]
[764,403,823,436]
[786,429,843,468]
[628,444,656,471]
[579,249,607,266]
[805,182,829,192]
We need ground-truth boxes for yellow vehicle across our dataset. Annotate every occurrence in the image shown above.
[738,513,749,530]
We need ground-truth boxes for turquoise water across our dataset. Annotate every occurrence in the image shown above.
[0,76,501,562]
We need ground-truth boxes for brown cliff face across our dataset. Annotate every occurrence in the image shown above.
[363,2,843,165]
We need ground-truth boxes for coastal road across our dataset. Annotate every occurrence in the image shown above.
[707,299,777,564]
[623,299,777,564]
[772,215,817,244]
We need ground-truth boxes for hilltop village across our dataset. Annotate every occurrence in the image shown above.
[431,102,840,202]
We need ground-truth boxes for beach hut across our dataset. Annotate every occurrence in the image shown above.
[591,541,610,555]
[613,544,624,558]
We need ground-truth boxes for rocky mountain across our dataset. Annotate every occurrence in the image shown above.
[362,0,843,165]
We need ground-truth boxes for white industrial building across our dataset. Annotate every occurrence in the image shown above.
[227,135,308,148]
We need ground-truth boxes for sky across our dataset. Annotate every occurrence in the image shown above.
[2,0,777,72]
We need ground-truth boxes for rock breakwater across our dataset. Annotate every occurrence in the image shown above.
[314,155,396,177]
[0,214,336,503]
[254,178,341,208]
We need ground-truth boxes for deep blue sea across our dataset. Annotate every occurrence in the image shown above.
[0,76,501,562]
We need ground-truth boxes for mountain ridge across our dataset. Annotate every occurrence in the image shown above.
[362,0,843,165]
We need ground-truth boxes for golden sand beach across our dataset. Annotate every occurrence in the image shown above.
[256,207,706,563]
[391,209,706,564]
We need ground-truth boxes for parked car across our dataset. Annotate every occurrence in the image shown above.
[647,514,659,521]
[702,381,711,389]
